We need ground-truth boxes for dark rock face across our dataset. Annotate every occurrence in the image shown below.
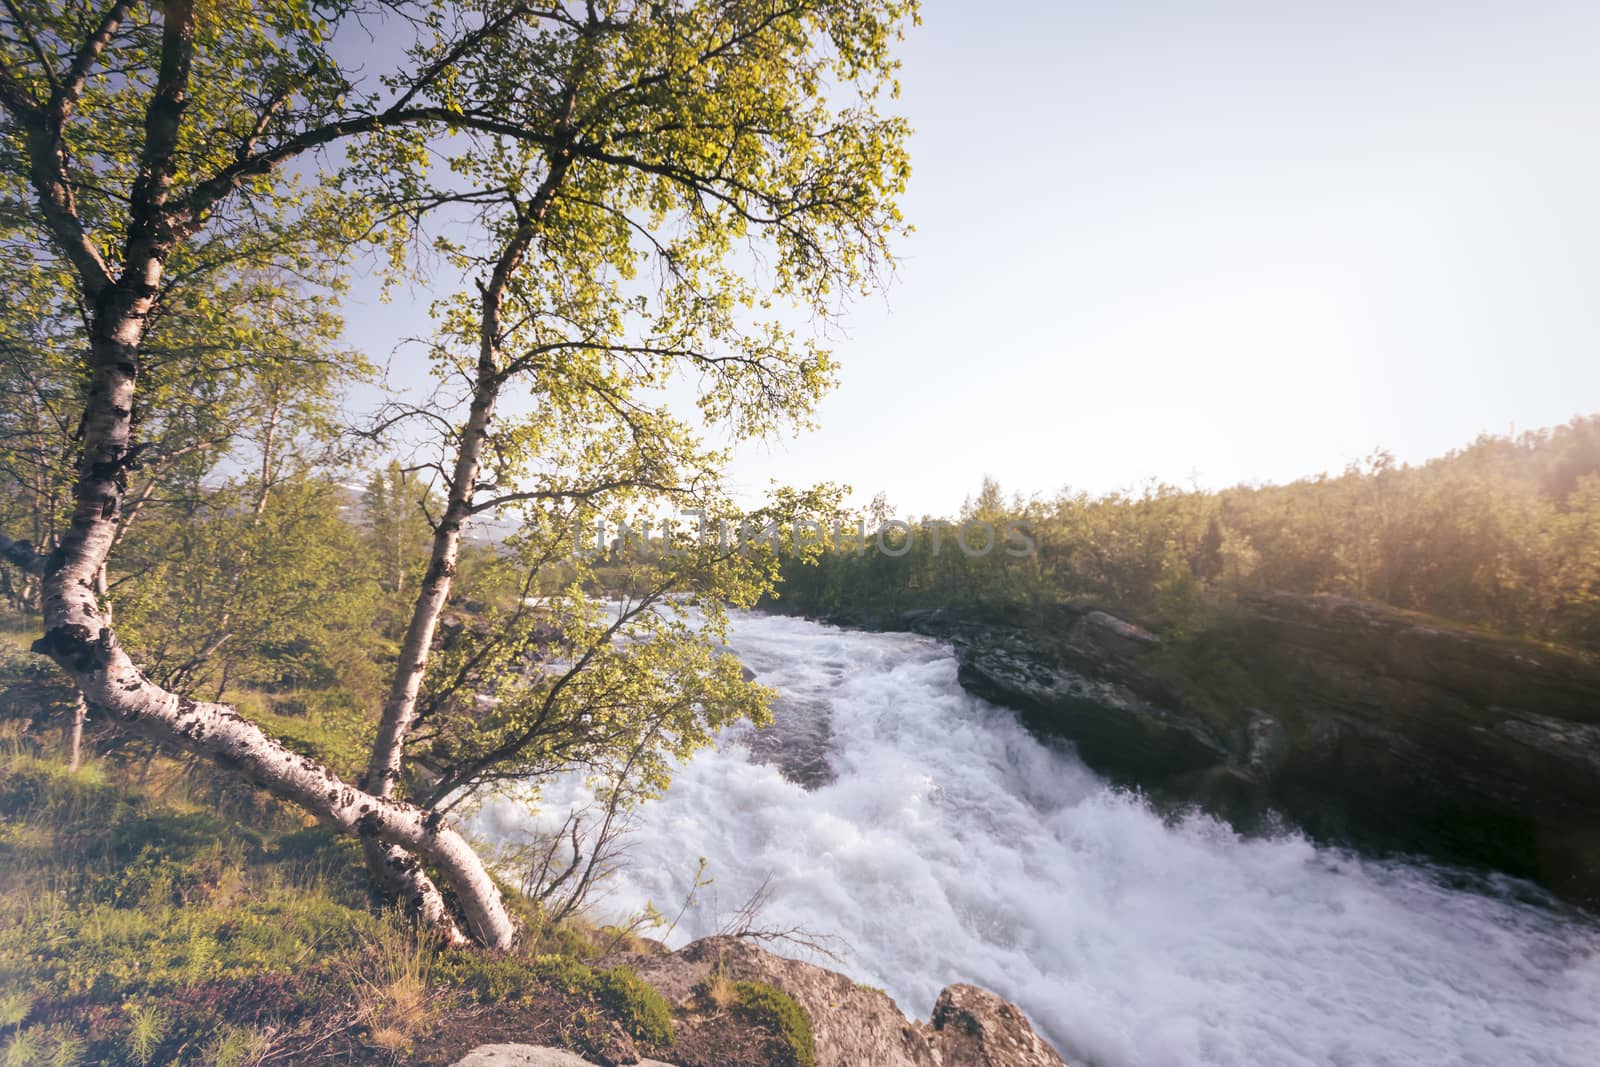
[954,629,1227,784]
[807,595,1600,907]
[895,603,1230,788]
[1226,593,1600,903]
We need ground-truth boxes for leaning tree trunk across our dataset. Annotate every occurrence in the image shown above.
[357,180,566,912]
[0,0,528,948]
[8,244,520,952]
[66,693,86,771]
[362,187,560,800]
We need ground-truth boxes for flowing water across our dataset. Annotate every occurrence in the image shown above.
[472,611,1600,1067]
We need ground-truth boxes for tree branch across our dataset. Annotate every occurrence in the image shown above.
[468,476,685,515]
[57,0,136,116]
[0,0,59,96]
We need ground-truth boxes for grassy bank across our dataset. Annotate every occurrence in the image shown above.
[0,644,684,1066]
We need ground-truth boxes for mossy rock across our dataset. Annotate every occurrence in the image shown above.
[593,966,675,1047]
[732,980,814,1067]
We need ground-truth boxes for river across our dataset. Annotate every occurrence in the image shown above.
[472,610,1600,1066]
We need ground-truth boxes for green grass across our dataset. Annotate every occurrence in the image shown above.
[0,721,688,1063]
[439,951,675,1047]
[0,629,702,1063]
[0,744,388,1062]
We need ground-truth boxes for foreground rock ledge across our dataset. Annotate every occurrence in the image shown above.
[452,935,1066,1067]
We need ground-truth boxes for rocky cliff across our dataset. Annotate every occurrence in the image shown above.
[808,593,1600,907]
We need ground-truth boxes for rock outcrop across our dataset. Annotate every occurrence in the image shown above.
[923,984,1065,1067]
[822,594,1600,906]
[1227,592,1600,902]
[948,610,1228,784]
[614,935,1066,1067]
[451,936,1066,1067]
[620,935,935,1066]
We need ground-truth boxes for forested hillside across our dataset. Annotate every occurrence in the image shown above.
[779,417,1600,651]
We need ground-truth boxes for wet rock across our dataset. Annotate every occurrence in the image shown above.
[730,695,837,789]
[1236,709,1289,780]
[921,984,1067,1067]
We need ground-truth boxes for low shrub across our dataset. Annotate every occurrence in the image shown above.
[593,966,675,1047]
[733,981,815,1067]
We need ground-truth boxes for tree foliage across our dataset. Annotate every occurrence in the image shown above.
[0,0,917,946]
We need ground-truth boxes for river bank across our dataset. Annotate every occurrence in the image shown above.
[763,593,1600,908]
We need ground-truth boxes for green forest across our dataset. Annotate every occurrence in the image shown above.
[779,416,1600,653]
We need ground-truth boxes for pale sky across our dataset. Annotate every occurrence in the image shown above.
[343,0,1600,517]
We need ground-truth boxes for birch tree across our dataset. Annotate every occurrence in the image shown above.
[0,0,913,947]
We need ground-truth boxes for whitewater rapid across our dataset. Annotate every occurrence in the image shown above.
[471,611,1600,1067]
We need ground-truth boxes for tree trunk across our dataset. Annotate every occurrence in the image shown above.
[254,397,280,517]
[355,221,539,929]
[0,0,506,950]
[362,363,500,799]
[361,198,553,801]
[16,246,520,950]
[66,692,85,771]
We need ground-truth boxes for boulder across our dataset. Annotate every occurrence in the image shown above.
[923,984,1066,1067]
[618,935,938,1067]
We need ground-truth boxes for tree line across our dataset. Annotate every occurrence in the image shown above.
[778,417,1600,652]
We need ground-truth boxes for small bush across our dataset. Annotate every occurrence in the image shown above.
[527,918,605,959]
[122,1002,167,1066]
[0,990,31,1030]
[0,1028,40,1067]
[42,1026,86,1067]
[437,952,541,1004]
[734,981,814,1067]
[532,953,596,994]
[593,966,675,1048]
[351,918,434,1055]
[201,1024,270,1067]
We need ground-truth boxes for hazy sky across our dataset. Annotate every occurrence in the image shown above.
[344,0,1600,517]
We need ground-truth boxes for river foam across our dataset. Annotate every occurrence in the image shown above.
[471,611,1600,1067]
